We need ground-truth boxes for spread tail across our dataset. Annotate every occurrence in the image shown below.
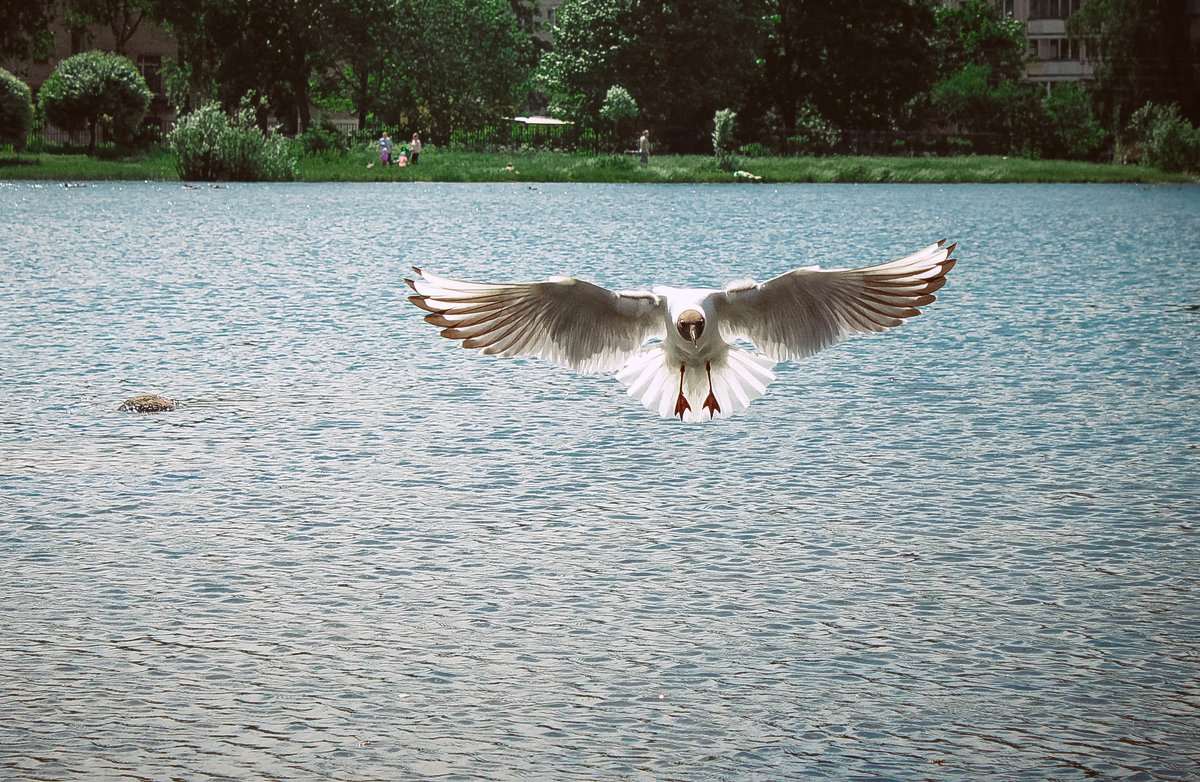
[616,345,776,422]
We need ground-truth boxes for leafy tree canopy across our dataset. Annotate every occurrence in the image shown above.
[38,50,152,153]
[373,0,532,142]
[0,66,35,149]
[0,0,54,61]
[66,0,150,55]
[929,0,1027,83]
[762,0,937,135]
[1069,0,1200,128]
[540,0,767,151]
[149,0,530,139]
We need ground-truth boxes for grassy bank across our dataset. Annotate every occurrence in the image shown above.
[2,146,1195,184]
[0,149,177,181]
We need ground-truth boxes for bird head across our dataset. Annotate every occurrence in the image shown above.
[676,309,705,346]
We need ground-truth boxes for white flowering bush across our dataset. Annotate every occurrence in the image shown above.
[712,108,737,167]
[168,99,295,181]
[1126,102,1200,173]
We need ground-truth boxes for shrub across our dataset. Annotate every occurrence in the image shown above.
[787,104,840,156]
[737,142,772,158]
[1043,84,1107,161]
[168,98,296,181]
[298,120,347,158]
[37,51,151,154]
[0,68,34,150]
[1127,102,1200,173]
[712,108,737,167]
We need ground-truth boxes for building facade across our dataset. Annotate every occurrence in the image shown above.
[944,0,1093,91]
[2,12,177,140]
[957,0,1200,94]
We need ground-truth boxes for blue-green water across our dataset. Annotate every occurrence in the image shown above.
[1,181,1198,780]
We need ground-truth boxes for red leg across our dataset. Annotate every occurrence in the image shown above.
[674,364,691,420]
[702,361,721,419]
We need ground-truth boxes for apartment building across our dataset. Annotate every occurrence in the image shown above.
[944,0,1092,91]
[958,0,1200,94]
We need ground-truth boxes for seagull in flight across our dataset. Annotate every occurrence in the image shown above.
[407,240,956,422]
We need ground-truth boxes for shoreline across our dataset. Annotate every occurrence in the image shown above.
[2,149,1195,185]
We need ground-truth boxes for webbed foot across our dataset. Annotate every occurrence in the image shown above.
[675,364,691,421]
[702,361,721,419]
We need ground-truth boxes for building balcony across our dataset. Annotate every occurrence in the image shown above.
[1027,19,1067,36]
[1026,58,1094,81]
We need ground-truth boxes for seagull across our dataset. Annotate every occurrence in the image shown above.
[407,240,956,422]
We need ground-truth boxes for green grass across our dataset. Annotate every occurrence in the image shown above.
[0,148,177,181]
[1,145,1194,184]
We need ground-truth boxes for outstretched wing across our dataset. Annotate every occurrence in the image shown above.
[714,240,957,362]
[407,269,665,373]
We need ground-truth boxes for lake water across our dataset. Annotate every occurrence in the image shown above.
[1,180,1198,781]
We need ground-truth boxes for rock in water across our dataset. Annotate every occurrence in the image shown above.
[119,394,177,412]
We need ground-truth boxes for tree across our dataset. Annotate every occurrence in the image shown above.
[761,0,936,138]
[920,0,1044,154]
[212,0,334,133]
[539,0,766,151]
[148,0,339,133]
[1069,0,1200,130]
[1042,83,1107,160]
[145,0,224,111]
[66,0,150,55]
[0,67,35,150]
[928,0,1026,83]
[0,0,54,61]
[599,85,637,151]
[320,0,402,128]
[374,0,532,142]
[37,50,152,153]
[536,0,634,129]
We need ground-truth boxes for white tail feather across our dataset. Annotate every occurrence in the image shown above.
[616,346,777,422]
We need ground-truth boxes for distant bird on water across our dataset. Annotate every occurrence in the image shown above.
[407,240,956,422]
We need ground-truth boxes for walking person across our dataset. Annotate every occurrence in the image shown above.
[639,129,650,164]
[410,133,422,165]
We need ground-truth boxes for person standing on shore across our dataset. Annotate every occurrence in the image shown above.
[639,129,650,164]
[378,132,393,166]
[410,133,422,165]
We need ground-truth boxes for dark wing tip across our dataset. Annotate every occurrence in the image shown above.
[411,266,423,275]
[408,294,442,313]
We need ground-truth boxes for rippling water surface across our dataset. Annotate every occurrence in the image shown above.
[1,181,1198,780]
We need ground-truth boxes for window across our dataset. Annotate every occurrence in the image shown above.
[1030,0,1082,19]
[137,55,163,96]
[1000,0,1015,17]
[1042,38,1080,60]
